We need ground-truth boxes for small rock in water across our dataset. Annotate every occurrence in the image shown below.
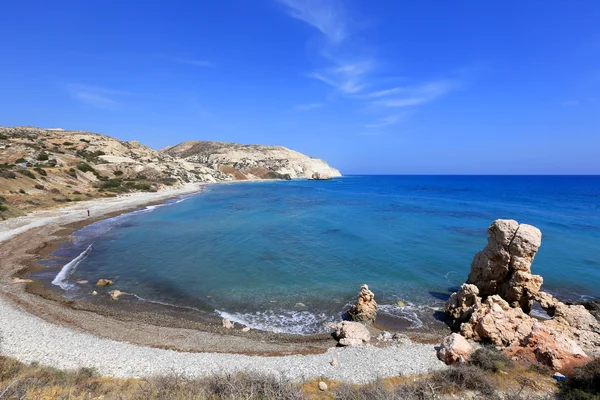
[77,280,88,284]
[242,327,250,332]
[377,331,394,341]
[330,358,339,367]
[222,318,234,329]
[318,381,328,391]
[396,300,406,307]
[295,302,306,308]
[92,291,98,296]
[96,279,113,286]
[269,300,277,303]
[110,290,126,300]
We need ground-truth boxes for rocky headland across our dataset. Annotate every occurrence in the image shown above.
[0,126,341,217]
[439,219,600,372]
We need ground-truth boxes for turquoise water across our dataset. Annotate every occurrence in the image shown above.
[41,176,600,334]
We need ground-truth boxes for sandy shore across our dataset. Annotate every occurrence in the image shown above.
[0,182,446,382]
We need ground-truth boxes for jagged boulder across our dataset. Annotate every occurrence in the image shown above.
[309,172,332,180]
[467,219,542,312]
[445,283,482,328]
[333,321,370,346]
[348,284,378,324]
[438,333,475,364]
[444,219,600,371]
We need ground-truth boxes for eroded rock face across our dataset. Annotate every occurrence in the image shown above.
[348,284,378,324]
[438,333,475,365]
[467,220,542,312]
[333,321,370,346]
[444,219,600,371]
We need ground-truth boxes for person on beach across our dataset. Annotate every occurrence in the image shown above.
[87,209,90,217]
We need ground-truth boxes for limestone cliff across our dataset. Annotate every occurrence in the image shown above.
[161,140,341,180]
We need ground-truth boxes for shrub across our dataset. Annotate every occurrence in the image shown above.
[469,346,514,373]
[33,167,47,176]
[0,134,8,140]
[76,162,95,173]
[68,168,77,178]
[114,170,123,176]
[34,184,45,190]
[430,364,495,396]
[79,138,90,143]
[63,141,74,146]
[559,358,600,400]
[19,189,26,194]
[0,170,16,179]
[73,190,82,195]
[101,179,122,189]
[50,188,61,194]
[15,157,27,164]
[18,169,36,179]
[36,152,49,161]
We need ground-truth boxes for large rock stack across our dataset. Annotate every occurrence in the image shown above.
[441,219,600,372]
[348,284,378,324]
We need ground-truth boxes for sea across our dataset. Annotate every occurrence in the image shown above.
[36,176,600,335]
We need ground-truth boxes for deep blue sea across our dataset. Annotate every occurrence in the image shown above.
[39,176,600,334]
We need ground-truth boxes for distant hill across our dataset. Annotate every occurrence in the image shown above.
[0,126,341,217]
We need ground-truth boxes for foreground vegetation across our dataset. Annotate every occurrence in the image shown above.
[4,350,598,399]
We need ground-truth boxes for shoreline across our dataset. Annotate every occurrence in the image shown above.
[0,181,447,381]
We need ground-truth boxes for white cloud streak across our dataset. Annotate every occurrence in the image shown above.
[276,0,347,43]
[370,80,460,108]
[66,84,136,110]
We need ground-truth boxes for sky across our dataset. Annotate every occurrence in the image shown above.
[1,0,599,174]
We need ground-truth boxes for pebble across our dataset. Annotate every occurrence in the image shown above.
[242,327,250,332]
[330,358,339,367]
[318,381,328,391]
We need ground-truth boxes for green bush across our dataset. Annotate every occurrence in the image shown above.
[36,152,49,161]
[15,158,27,164]
[469,346,514,373]
[33,167,47,176]
[76,162,95,173]
[18,169,36,179]
[63,141,74,146]
[114,170,123,176]
[79,138,90,143]
[34,184,45,190]
[0,134,8,140]
[68,168,77,178]
[559,358,600,400]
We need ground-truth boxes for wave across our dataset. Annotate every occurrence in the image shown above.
[378,303,424,329]
[52,244,93,290]
[216,309,336,335]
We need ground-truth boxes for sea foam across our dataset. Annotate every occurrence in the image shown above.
[52,244,93,290]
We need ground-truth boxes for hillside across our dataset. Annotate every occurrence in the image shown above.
[0,126,341,218]
[162,140,341,180]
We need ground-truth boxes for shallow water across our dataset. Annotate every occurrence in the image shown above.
[39,176,600,334]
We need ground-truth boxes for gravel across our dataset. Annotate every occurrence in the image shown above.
[0,296,445,384]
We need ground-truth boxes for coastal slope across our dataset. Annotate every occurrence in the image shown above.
[0,126,341,216]
[162,140,342,180]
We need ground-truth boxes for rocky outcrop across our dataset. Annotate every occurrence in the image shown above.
[222,318,234,329]
[332,321,370,346]
[442,219,600,371]
[438,333,475,365]
[96,279,113,286]
[467,219,542,312]
[348,284,378,324]
[162,140,341,181]
[309,172,331,180]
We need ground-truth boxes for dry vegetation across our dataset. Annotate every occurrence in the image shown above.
[2,347,587,400]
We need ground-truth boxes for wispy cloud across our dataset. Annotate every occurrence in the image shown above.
[277,0,462,133]
[172,57,214,68]
[365,115,403,129]
[66,84,137,110]
[295,102,323,111]
[370,80,460,108]
[276,0,347,43]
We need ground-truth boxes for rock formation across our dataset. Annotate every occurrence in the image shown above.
[96,279,113,286]
[438,333,475,365]
[466,219,543,312]
[441,219,600,371]
[222,318,234,329]
[309,172,332,180]
[332,321,371,346]
[348,284,378,324]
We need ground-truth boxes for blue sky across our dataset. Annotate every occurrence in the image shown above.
[1,0,599,174]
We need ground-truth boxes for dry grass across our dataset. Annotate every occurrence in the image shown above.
[0,355,561,400]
